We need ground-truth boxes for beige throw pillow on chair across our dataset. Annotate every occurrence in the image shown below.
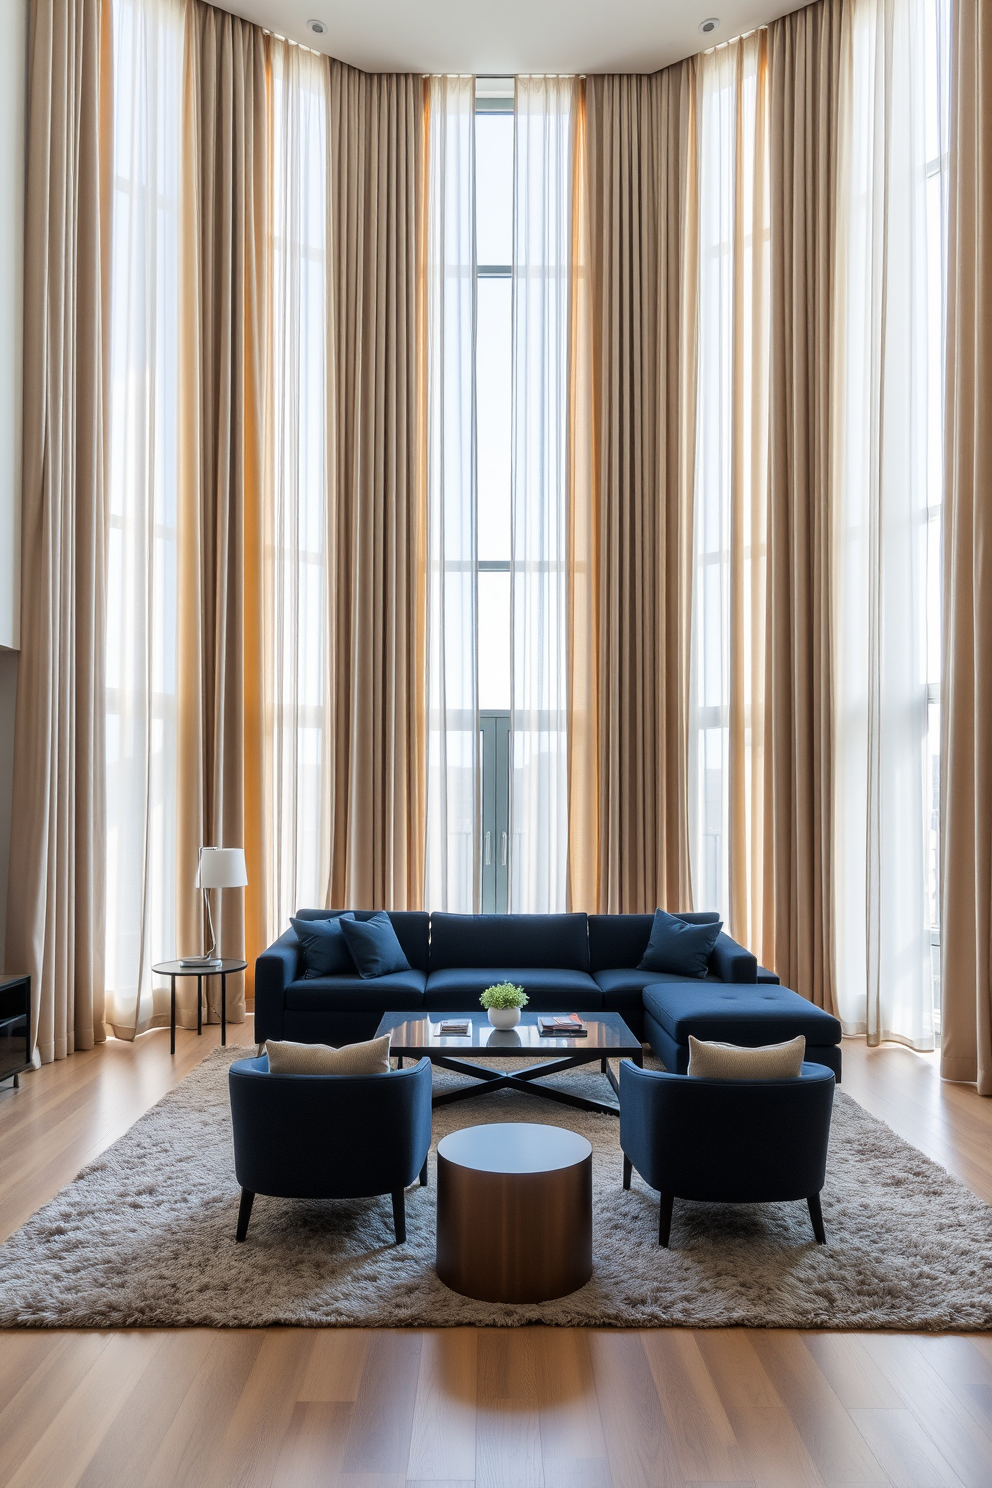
[687,1034,806,1079]
[265,1034,391,1075]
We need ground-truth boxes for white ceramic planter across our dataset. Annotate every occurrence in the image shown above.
[487,1006,522,1030]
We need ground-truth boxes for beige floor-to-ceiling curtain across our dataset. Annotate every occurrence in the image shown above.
[258,46,426,933]
[325,61,426,911]
[940,0,992,1090]
[569,67,697,914]
[176,1,265,1024]
[764,0,842,1010]
[6,0,112,1062]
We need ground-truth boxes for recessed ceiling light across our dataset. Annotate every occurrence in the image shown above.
[699,16,720,33]
[306,18,327,35]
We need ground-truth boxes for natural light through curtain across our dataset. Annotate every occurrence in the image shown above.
[425,75,479,911]
[688,34,770,944]
[105,0,182,1037]
[832,0,948,1048]
[510,76,574,913]
[261,41,331,932]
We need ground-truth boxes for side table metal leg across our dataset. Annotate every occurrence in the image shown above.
[221,973,227,1046]
[197,974,203,1035]
[170,976,176,1055]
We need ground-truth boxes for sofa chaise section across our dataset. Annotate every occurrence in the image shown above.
[642,981,843,1078]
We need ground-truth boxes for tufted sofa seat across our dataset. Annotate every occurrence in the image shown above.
[642,980,844,1078]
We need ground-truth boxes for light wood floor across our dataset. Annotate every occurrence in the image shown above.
[1,1026,992,1488]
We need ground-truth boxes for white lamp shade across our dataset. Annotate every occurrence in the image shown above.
[196,847,248,889]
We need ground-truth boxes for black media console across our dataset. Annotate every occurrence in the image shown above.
[0,974,31,1088]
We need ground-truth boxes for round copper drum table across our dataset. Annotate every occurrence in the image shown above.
[436,1123,593,1303]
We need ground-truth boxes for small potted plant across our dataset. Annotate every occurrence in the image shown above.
[480,982,529,1029]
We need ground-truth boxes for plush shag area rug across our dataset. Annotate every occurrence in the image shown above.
[1,1045,990,1330]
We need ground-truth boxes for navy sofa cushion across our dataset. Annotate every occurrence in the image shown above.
[708,932,758,984]
[284,970,426,1012]
[340,911,411,977]
[588,911,721,972]
[291,913,356,977]
[643,981,843,1047]
[292,909,430,973]
[640,909,723,978]
[429,913,591,972]
[424,966,602,1012]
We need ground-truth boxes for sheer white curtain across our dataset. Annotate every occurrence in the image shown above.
[510,76,574,913]
[832,0,947,1047]
[425,75,479,911]
[104,0,183,1037]
[688,35,769,934]
[261,41,331,932]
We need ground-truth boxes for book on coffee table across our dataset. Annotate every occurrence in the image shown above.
[433,1018,470,1037]
[538,1014,587,1037]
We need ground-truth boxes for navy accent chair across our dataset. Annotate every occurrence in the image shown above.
[228,1054,433,1244]
[618,1059,835,1246]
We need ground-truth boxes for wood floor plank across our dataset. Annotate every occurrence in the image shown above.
[476,1332,543,1488]
[341,1331,423,1476]
[73,1330,217,1488]
[297,1329,371,1402]
[748,1332,890,1485]
[139,1331,266,1488]
[725,1407,828,1488]
[588,1333,684,1488]
[860,1336,992,1488]
[211,1330,316,1488]
[802,1336,906,1411]
[532,1325,608,1466]
[0,1334,112,1488]
[4,1332,166,1488]
[407,1329,477,1482]
[849,1408,968,1488]
[270,1401,353,1488]
[641,1331,750,1484]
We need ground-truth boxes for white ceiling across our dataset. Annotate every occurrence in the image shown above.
[224,0,798,75]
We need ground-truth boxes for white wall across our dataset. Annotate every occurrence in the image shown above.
[0,0,25,969]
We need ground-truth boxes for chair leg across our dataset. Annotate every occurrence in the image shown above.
[419,1158,429,1187]
[622,1154,632,1190]
[236,1188,255,1243]
[807,1192,826,1244]
[658,1192,675,1248]
[392,1189,407,1244]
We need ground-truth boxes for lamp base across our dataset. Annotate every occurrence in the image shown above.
[180,955,224,969]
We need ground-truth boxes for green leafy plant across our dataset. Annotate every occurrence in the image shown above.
[479,982,528,1011]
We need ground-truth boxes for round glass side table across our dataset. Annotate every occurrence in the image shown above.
[151,959,248,1054]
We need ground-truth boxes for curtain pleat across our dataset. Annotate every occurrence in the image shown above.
[175,0,265,1024]
[6,0,112,1062]
[940,0,992,1090]
[424,74,478,912]
[325,61,426,911]
[569,68,697,914]
[764,0,842,1011]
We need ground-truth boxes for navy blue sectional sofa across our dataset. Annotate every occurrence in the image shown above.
[254,909,843,1078]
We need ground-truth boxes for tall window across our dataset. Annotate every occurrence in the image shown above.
[105,0,182,1037]
[425,74,573,914]
[476,78,514,911]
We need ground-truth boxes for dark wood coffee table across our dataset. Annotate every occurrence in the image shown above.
[375,1011,643,1116]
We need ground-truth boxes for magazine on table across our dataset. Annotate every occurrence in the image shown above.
[538,1014,588,1037]
[432,1018,471,1037]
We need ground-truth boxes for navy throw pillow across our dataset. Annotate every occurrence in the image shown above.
[340,911,411,978]
[290,913,356,978]
[638,909,723,979]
